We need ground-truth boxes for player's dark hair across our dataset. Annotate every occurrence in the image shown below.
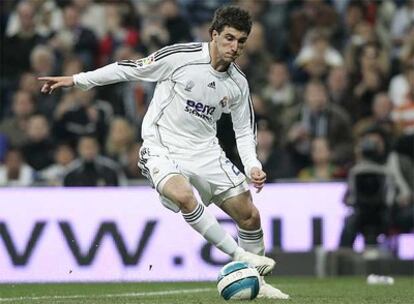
[209,6,252,38]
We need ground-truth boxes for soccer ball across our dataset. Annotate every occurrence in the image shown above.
[217,261,260,301]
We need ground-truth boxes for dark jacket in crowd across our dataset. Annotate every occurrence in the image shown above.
[54,104,108,147]
[63,156,126,187]
[285,102,353,166]
[22,139,55,170]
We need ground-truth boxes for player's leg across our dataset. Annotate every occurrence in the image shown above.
[220,191,265,255]
[139,146,244,258]
[161,175,274,275]
[219,188,289,299]
[179,150,275,276]
[139,147,245,258]
[159,174,242,257]
[338,212,360,248]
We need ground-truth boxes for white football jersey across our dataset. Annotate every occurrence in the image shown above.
[73,42,262,175]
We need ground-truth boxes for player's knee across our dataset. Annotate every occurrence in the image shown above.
[173,189,197,213]
[238,208,261,230]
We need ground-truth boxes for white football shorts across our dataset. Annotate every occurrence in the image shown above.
[138,142,248,211]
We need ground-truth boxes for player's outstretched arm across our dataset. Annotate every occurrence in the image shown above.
[38,76,74,94]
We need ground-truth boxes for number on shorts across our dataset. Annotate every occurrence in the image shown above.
[225,160,240,176]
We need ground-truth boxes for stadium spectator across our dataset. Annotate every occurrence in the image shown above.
[19,72,58,119]
[72,0,106,39]
[5,0,63,38]
[2,1,45,81]
[63,136,126,187]
[123,141,146,181]
[236,22,272,91]
[326,66,352,114]
[30,45,56,77]
[294,29,344,81]
[388,63,414,108]
[0,91,35,147]
[388,150,414,235]
[139,12,170,54]
[343,19,383,73]
[234,0,266,22]
[256,120,295,182]
[105,117,136,166]
[392,66,414,136]
[339,128,394,251]
[350,42,388,122]
[49,5,98,70]
[397,23,414,67]
[192,19,214,43]
[262,60,300,133]
[288,0,339,57]
[390,0,414,58]
[250,93,270,127]
[29,45,59,117]
[284,80,353,173]
[298,137,345,181]
[98,3,140,66]
[0,147,35,187]
[373,1,396,53]
[157,0,193,44]
[53,89,111,147]
[340,125,413,254]
[0,1,13,39]
[391,66,414,187]
[50,57,84,120]
[39,143,76,186]
[1,1,44,120]
[21,114,55,171]
[181,0,228,27]
[62,56,84,76]
[339,0,366,50]
[257,0,290,59]
[353,92,397,142]
[347,28,389,85]
[19,72,42,101]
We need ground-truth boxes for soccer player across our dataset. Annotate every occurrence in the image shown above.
[39,6,289,299]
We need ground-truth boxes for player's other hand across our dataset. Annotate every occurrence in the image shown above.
[250,167,266,193]
[38,76,74,94]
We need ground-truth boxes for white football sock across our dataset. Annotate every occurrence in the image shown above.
[237,226,265,256]
[182,203,240,256]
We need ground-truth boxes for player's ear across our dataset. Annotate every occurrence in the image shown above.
[212,30,219,41]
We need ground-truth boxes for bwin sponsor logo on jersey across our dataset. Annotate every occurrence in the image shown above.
[185,99,216,122]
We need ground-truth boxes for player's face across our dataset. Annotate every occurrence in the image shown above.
[212,26,248,63]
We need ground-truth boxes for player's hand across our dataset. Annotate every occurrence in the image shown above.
[38,76,74,94]
[250,167,266,193]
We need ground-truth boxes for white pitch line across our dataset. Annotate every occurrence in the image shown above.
[0,287,214,302]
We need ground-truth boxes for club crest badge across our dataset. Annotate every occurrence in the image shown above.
[219,96,229,108]
[136,55,155,67]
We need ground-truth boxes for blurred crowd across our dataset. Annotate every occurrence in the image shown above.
[0,0,413,192]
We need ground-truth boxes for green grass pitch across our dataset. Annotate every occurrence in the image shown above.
[0,276,413,304]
